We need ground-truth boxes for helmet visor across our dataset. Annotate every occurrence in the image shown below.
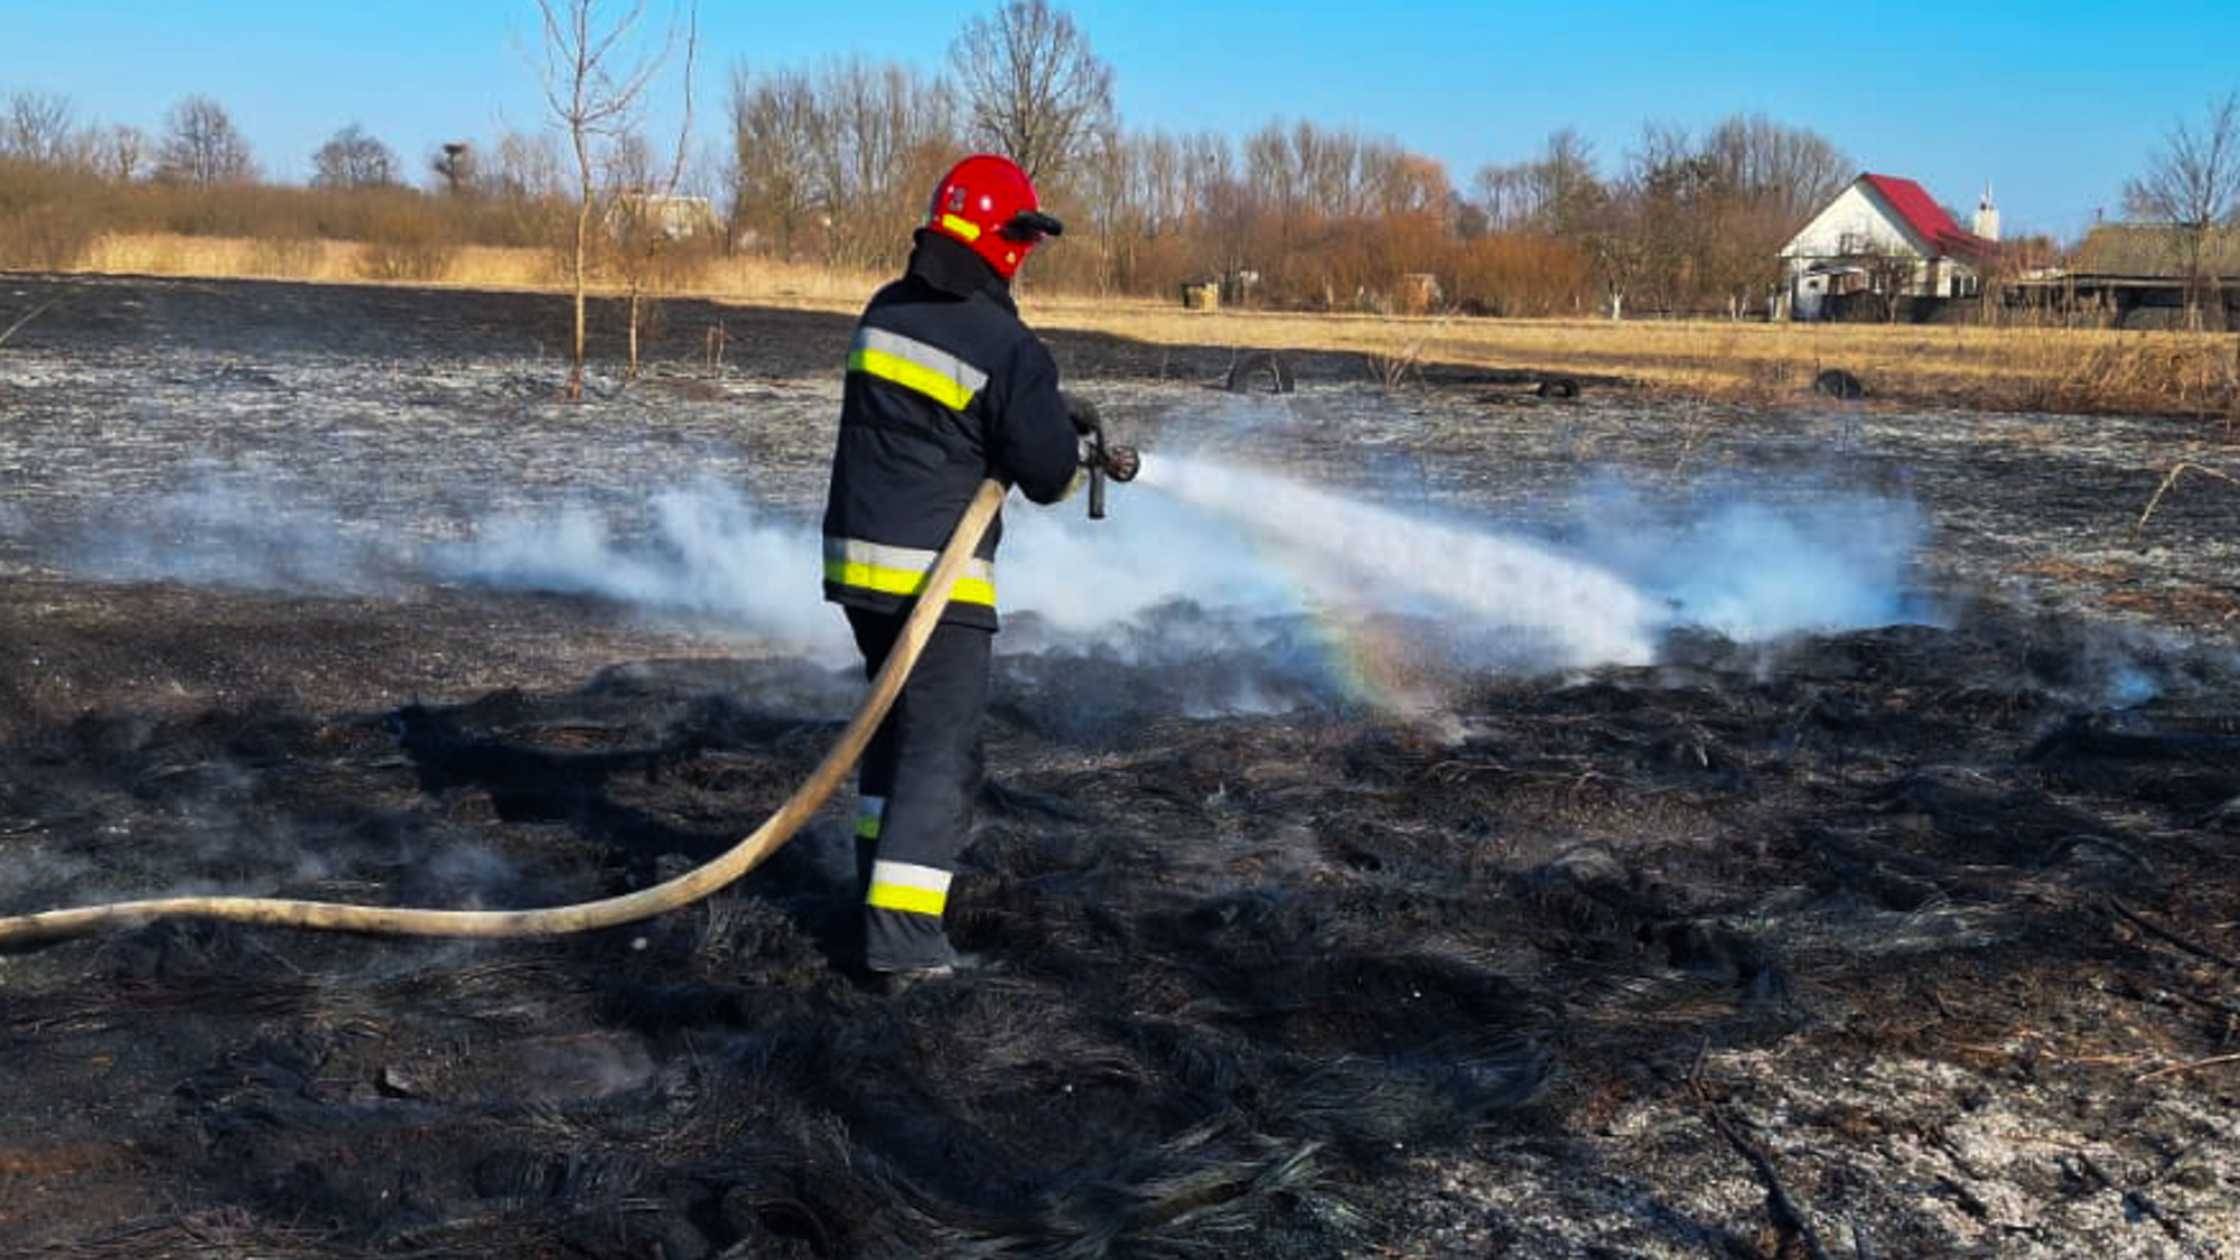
[1002,210,1065,242]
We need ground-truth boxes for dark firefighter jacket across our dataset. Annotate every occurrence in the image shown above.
[821,230,1081,631]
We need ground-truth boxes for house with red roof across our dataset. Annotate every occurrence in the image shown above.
[1779,174,1998,319]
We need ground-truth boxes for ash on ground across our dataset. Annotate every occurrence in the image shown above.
[2,275,2239,1259]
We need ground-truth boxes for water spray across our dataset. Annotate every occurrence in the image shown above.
[1139,456,1661,668]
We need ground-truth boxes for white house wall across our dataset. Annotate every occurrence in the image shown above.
[1780,184,1926,262]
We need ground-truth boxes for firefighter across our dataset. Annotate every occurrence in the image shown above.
[821,153,1134,988]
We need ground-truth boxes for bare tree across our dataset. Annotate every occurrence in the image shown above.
[2125,91,2240,329]
[948,0,1112,185]
[431,142,477,195]
[1469,131,1603,241]
[1700,115,1848,317]
[101,124,148,182]
[1700,113,1850,225]
[1582,114,1849,319]
[1472,162,1542,233]
[803,58,960,270]
[1244,122,1304,268]
[473,130,569,252]
[536,0,687,399]
[1625,125,1709,315]
[1075,123,1154,292]
[727,63,822,260]
[1860,242,1920,323]
[1532,129,1602,238]
[1298,122,1366,215]
[486,130,566,200]
[155,95,255,186]
[1136,129,1188,233]
[606,8,699,379]
[4,91,77,166]
[312,124,400,189]
[1583,188,1645,321]
[1818,224,1925,324]
[1196,170,1255,295]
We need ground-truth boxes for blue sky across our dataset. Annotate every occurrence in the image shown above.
[5,1,2237,240]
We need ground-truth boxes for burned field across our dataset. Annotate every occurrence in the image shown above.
[3,276,2240,1258]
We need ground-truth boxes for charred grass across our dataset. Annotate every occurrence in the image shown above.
[4,599,2240,1257]
[3,274,2240,1256]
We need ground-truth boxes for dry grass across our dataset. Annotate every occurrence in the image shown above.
[67,232,883,308]
[2009,556,2135,584]
[2101,586,2240,623]
[48,232,2240,416]
[1022,302,2240,417]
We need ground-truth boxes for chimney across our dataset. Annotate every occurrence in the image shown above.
[1972,183,2000,242]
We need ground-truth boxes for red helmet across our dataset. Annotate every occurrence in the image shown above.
[925,154,1064,280]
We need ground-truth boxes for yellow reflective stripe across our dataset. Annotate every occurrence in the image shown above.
[856,328,988,390]
[938,213,983,242]
[824,535,998,606]
[850,346,976,412]
[866,860,951,917]
[868,881,946,915]
[825,559,996,606]
[848,328,987,411]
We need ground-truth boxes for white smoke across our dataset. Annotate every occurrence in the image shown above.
[68,460,404,593]
[1565,474,1932,642]
[37,453,1934,685]
[428,481,850,655]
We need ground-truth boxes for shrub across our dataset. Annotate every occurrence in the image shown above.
[358,205,459,282]
[0,159,103,270]
[0,203,97,270]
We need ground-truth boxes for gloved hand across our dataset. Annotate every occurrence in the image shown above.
[1061,390,1101,436]
[1102,444,1141,483]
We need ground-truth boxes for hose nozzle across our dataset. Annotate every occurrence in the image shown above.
[1065,391,1140,520]
[1086,442,1140,520]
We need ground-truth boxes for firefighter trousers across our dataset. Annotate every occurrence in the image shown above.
[845,606,991,973]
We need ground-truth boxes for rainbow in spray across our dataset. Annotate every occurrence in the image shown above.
[1137,456,1660,707]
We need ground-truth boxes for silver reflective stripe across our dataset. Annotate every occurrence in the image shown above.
[824,537,995,586]
[853,327,989,393]
[868,860,953,893]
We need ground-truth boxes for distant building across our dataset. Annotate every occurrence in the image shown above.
[608,192,720,242]
[2069,222,2240,276]
[1779,174,1995,319]
[2009,222,2240,329]
[1971,185,2000,244]
[1177,270,1261,308]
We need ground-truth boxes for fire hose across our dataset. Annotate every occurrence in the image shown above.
[0,450,1126,948]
